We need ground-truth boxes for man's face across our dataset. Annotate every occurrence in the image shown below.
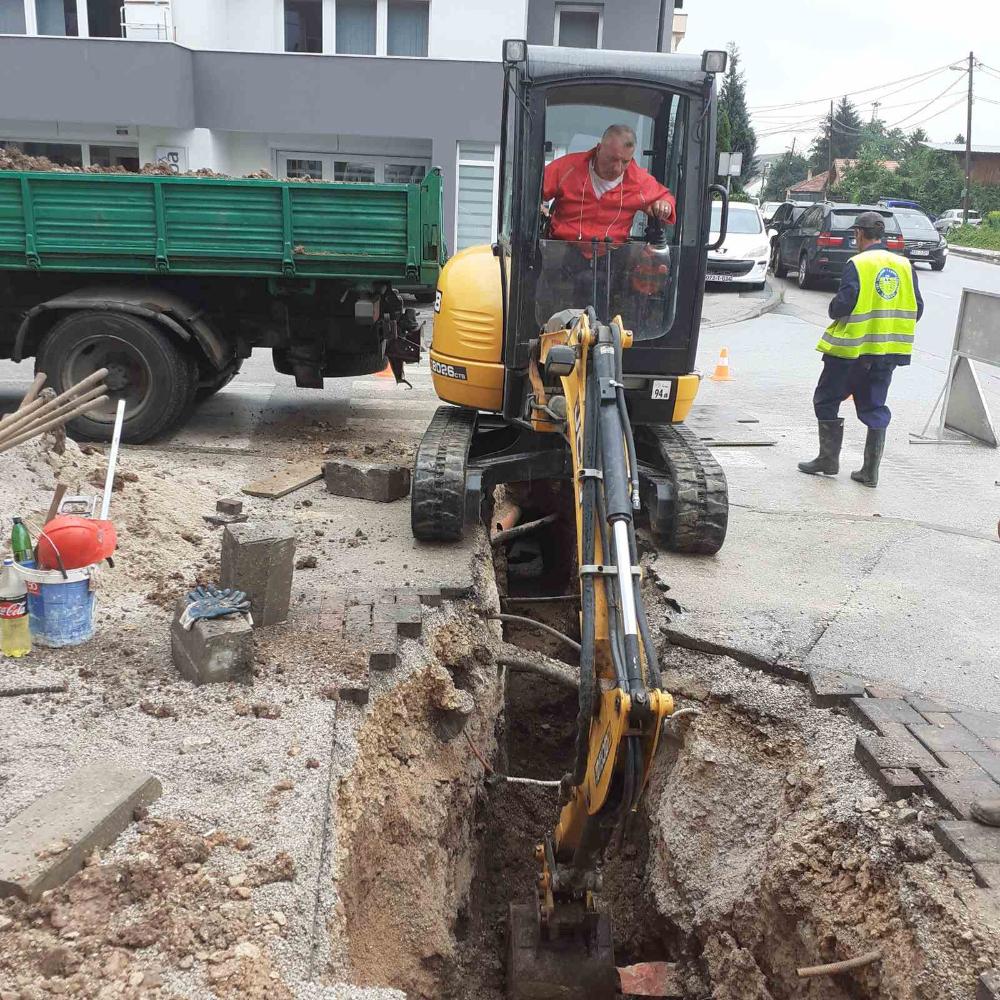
[594,137,634,181]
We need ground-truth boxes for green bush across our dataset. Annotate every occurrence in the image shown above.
[947,224,1000,251]
[987,211,1000,231]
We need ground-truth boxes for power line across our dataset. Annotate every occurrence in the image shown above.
[886,73,968,128]
[748,61,956,112]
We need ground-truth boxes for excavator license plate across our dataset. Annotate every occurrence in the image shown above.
[507,903,617,1000]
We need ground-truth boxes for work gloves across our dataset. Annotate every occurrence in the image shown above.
[179,585,253,630]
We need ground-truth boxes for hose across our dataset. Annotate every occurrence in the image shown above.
[487,614,581,654]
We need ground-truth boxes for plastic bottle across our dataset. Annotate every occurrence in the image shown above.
[1,558,31,657]
[11,517,32,564]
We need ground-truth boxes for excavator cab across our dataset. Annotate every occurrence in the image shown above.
[414,42,731,556]
[411,41,731,1000]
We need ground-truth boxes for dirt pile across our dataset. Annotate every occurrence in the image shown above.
[0,819,294,1000]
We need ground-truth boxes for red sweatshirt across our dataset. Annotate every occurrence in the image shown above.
[542,147,674,244]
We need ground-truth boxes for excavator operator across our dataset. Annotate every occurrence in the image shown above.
[542,124,676,244]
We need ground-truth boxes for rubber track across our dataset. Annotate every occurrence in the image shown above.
[411,405,478,542]
[649,423,729,555]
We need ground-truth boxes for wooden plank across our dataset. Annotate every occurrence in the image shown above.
[242,462,323,499]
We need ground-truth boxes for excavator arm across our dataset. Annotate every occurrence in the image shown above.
[507,310,674,1000]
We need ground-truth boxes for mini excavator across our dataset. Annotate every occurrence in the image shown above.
[411,41,732,1000]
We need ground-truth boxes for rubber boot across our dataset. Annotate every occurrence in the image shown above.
[798,419,844,476]
[851,427,886,488]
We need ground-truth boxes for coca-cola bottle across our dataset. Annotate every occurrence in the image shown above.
[1,558,31,657]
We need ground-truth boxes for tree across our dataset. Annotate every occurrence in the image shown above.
[905,127,930,156]
[894,147,964,216]
[762,151,809,201]
[954,133,966,144]
[837,146,902,204]
[808,96,864,170]
[717,106,732,156]
[719,43,757,183]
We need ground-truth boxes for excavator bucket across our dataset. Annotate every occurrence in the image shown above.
[507,903,618,1000]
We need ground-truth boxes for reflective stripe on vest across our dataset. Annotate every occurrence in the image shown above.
[818,249,917,359]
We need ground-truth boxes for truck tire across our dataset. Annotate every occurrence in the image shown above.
[196,359,244,401]
[35,311,197,443]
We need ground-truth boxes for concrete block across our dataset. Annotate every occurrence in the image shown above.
[324,460,411,502]
[851,698,928,734]
[921,762,1000,820]
[877,768,926,800]
[221,521,296,627]
[934,821,1000,865]
[955,712,1000,742]
[973,864,1000,890]
[217,498,243,516]
[808,671,867,708]
[417,588,444,607]
[0,765,161,901]
[367,624,398,672]
[856,732,938,776]
[171,599,253,686]
[979,970,1000,1000]
[910,723,988,757]
[339,686,370,707]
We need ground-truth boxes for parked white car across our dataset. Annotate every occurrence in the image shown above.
[707,202,770,290]
[934,209,982,233]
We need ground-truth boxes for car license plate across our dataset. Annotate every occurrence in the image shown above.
[911,249,929,257]
[706,273,734,282]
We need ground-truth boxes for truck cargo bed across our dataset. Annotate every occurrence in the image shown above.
[0,168,444,286]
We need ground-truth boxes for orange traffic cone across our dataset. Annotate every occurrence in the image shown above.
[374,360,394,380]
[710,347,734,382]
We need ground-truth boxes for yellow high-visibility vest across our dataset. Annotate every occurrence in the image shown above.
[818,249,917,360]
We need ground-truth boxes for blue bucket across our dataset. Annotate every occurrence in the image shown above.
[13,563,98,647]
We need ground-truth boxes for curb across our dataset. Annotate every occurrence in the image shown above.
[949,245,1000,265]
[704,282,785,328]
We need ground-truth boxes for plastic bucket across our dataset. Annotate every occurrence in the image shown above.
[13,563,98,647]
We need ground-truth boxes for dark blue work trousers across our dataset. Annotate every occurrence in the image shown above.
[813,356,898,430]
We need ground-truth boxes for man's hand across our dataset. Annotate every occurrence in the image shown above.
[649,199,674,224]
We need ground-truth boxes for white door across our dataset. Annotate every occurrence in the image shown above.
[277,152,429,183]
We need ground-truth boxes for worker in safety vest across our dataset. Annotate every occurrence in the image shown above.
[798,211,923,487]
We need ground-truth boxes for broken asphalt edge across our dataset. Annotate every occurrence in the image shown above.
[702,281,784,329]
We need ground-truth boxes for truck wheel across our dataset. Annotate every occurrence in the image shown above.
[35,311,197,443]
[196,359,244,401]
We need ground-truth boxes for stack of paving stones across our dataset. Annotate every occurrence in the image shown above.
[300,584,472,707]
[808,672,1000,1000]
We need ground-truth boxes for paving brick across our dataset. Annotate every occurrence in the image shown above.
[935,821,1000,865]
[934,751,988,772]
[956,713,1000,742]
[324,460,411,502]
[856,733,938,778]
[851,698,927,733]
[808,671,867,708]
[921,761,1000,820]
[365,624,399,672]
[338,686,370,707]
[216,498,244,516]
[0,765,161,901]
[345,603,374,630]
[978,970,1000,1000]
[973,864,1000,890]
[865,683,909,699]
[877,768,926,800]
[220,521,296,627]
[171,599,253,686]
[439,583,474,600]
[905,695,962,715]
[417,588,444,607]
[971,752,1000,783]
[910,723,988,757]
[921,712,960,727]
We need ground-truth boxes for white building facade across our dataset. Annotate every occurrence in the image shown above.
[0,0,684,248]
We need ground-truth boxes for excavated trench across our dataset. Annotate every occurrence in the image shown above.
[338,488,990,1000]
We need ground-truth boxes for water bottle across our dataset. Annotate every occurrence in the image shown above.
[1,558,31,658]
[12,517,33,566]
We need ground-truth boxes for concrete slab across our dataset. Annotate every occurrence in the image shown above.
[0,765,161,901]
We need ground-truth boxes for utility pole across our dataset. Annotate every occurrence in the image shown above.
[964,51,974,225]
[828,99,834,197]
[871,100,880,123]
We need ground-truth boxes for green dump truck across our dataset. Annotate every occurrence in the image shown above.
[0,168,445,441]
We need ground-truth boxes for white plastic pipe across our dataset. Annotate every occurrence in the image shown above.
[100,399,127,521]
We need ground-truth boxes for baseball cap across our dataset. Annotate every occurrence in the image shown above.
[853,211,886,233]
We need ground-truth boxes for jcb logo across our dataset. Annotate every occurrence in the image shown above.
[431,359,468,381]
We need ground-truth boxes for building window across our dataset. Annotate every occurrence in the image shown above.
[0,140,83,167]
[456,141,498,252]
[285,0,322,53]
[0,0,27,33]
[87,0,122,37]
[334,160,377,182]
[384,162,426,184]
[555,3,602,48]
[0,140,139,170]
[336,0,376,54]
[90,144,140,171]
[35,0,77,36]
[387,0,427,57]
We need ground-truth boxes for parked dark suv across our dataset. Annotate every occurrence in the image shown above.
[772,203,905,289]
[891,207,948,271]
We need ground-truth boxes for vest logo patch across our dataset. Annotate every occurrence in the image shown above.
[874,267,900,301]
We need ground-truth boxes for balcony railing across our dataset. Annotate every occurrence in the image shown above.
[121,0,174,41]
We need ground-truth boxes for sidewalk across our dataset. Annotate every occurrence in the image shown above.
[700,280,783,327]
[949,244,1000,265]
